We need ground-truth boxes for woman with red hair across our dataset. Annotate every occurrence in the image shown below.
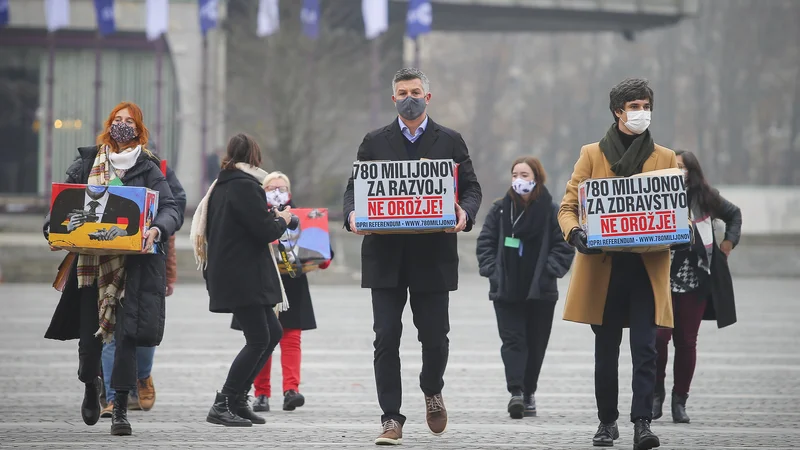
[43,101,182,436]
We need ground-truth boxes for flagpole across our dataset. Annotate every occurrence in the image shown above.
[45,30,55,197]
[370,36,380,129]
[93,31,103,135]
[201,33,209,186]
[413,36,420,69]
[154,36,163,150]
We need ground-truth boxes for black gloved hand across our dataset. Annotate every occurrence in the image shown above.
[670,241,692,251]
[569,229,603,255]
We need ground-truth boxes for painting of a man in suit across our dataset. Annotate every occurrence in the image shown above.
[50,185,140,241]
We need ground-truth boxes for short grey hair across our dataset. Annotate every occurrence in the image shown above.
[392,68,430,94]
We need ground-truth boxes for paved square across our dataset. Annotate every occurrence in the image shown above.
[0,276,798,449]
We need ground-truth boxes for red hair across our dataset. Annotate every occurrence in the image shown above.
[96,101,150,152]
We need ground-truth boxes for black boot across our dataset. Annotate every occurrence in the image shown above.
[592,421,619,447]
[283,390,306,411]
[507,391,524,419]
[206,392,252,427]
[671,392,690,424]
[110,391,132,436]
[81,376,102,426]
[523,394,536,417]
[633,418,660,450]
[253,395,270,412]
[236,393,266,424]
[652,385,665,420]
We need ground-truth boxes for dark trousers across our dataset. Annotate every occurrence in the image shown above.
[77,285,137,391]
[372,288,450,424]
[656,291,707,397]
[592,254,658,424]
[493,300,556,395]
[223,305,283,396]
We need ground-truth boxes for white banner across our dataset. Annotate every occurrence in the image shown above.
[45,0,70,32]
[257,0,280,37]
[145,0,168,41]
[362,0,388,39]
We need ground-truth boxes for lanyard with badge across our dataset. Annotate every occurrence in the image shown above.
[504,202,525,256]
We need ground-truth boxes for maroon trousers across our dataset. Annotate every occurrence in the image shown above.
[656,291,708,396]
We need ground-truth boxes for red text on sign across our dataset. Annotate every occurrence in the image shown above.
[600,211,677,237]
[367,196,444,219]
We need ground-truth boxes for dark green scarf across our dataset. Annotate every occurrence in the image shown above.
[598,123,655,177]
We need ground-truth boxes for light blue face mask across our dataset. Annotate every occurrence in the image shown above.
[86,185,109,199]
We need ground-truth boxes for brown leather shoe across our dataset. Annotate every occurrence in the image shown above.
[137,376,156,411]
[374,419,403,445]
[425,393,448,435]
[100,403,114,419]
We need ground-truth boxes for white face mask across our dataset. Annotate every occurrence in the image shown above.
[624,110,651,135]
[512,178,536,196]
[681,168,689,181]
[266,189,290,207]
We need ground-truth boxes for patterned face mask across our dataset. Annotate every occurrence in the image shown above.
[512,178,536,195]
[110,122,137,144]
[266,189,290,207]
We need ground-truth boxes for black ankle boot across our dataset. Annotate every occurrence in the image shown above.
[81,376,102,426]
[671,392,690,423]
[236,393,266,424]
[283,390,306,411]
[633,418,660,450]
[523,394,536,417]
[110,392,132,436]
[652,386,665,420]
[507,391,524,419]
[207,392,252,427]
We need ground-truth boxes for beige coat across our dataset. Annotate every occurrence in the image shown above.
[558,142,677,328]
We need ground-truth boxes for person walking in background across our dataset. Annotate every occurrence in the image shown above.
[558,79,679,449]
[192,133,293,427]
[43,101,181,436]
[653,150,741,424]
[476,156,574,419]
[99,159,186,417]
[234,171,333,413]
[343,68,482,445]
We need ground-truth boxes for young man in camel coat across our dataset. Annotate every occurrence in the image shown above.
[559,78,678,450]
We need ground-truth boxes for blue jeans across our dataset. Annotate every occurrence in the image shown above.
[102,338,156,403]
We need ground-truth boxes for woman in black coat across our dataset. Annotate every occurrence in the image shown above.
[653,150,741,424]
[476,156,574,419]
[42,102,181,436]
[191,134,293,427]
[232,171,334,413]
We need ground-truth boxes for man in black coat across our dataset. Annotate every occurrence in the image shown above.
[342,68,482,445]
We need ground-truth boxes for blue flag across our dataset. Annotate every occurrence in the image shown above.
[199,0,218,36]
[94,0,115,36]
[301,0,319,39]
[406,0,431,39]
[0,0,8,28]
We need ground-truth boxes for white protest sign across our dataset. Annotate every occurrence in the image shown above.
[578,169,691,249]
[353,159,457,232]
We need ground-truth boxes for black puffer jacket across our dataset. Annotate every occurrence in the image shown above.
[43,145,182,346]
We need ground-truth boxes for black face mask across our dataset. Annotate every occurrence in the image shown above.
[395,96,427,121]
[110,122,137,144]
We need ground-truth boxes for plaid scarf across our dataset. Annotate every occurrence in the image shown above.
[76,145,128,343]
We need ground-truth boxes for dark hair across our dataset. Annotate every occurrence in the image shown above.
[509,156,547,204]
[609,78,654,122]
[221,133,262,170]
[675,150,721,215]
